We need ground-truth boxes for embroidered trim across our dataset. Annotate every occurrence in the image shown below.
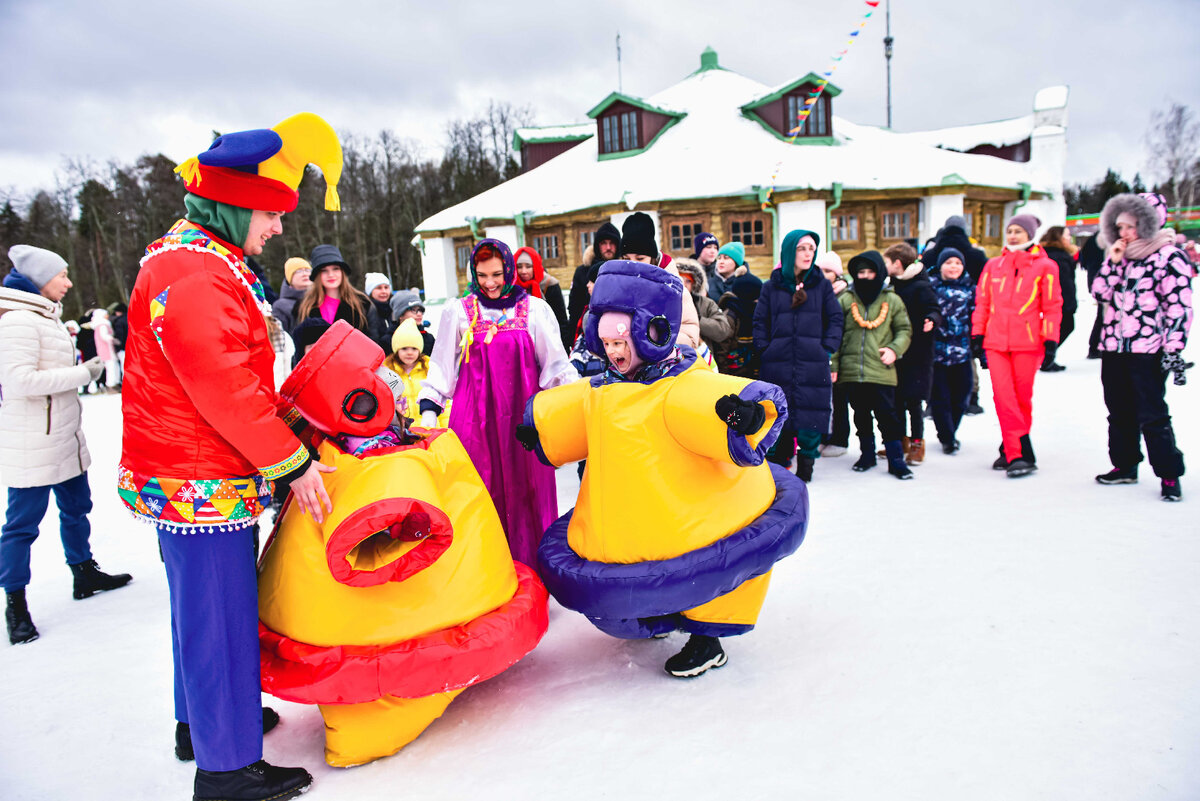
[142,220,271,316]
[850,300,889,329]
[458,294,529,366]
[282,407,303,428]
[259,444,309,480]
[117,464,271,530]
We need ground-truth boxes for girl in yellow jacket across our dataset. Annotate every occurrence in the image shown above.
[517,260,809,678]
[382,318,448,426]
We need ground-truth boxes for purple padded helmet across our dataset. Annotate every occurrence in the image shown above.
[585,259,683,364]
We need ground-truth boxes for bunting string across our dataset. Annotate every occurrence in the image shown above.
[762,0,880,209]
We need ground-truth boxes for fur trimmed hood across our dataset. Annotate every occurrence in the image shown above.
[1099,192,1167,247]
[672,257,709,298]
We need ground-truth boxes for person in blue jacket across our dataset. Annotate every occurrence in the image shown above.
[753,229,844,481]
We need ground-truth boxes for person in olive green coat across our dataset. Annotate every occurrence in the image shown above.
[830,251,914,478]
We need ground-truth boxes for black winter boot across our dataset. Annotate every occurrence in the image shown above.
[852,438,877,472]
[992,444,1008,470]
[69,559,132,600]
[884,440,914,480]
[176,707,281,762]
[1006,436,1038,478]
[6,590,38,645]
[193,760,312,801]
[795,455,815,482]
[664,634,727,678]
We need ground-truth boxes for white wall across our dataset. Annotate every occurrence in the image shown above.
[776,200,826,250]
[921,194,965,243]
[483,224,518,252]
[419,236,458,302]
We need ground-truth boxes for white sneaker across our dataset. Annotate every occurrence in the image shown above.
[820,444,847,457]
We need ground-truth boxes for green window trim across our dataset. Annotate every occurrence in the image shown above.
[595,116,685,161]
[741,109,837,146]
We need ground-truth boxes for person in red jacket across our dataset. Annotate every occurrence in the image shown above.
[120,114,342,801]
[971,213,1063,478]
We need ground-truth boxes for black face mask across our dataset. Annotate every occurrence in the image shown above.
[853,271,884,306]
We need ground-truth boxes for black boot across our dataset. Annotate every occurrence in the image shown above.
[69,559,132,600]
[6,590,38,645]
[795,455,814,482]
[1007,435,1038,478]
[884,440,914,480]
[966,392,984,416]
[852,438,877,472]
[176,708,281,762]
[664,634,727,678]
[992,444,1008,470]
[194,760,312,801]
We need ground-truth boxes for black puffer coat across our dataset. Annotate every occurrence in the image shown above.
[891,264,942,401]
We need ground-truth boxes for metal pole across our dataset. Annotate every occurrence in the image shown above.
[617,33,623,92]
[884,0,893,129]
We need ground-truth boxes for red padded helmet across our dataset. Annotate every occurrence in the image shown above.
[281,320,393,438]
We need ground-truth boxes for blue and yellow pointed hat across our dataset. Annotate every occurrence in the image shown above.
[174,112,342,213]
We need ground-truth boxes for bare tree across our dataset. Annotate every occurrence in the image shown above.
[1145,101,1200,210]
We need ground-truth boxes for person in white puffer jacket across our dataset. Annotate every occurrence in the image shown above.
[0,245,132,645]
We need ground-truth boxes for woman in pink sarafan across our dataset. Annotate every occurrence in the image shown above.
[1090,192,1193,502]
[419,239,578,565]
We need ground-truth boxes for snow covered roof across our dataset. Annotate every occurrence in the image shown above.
[512,123,593,150]
[891,114,1035,152]
[417,61,1063,234]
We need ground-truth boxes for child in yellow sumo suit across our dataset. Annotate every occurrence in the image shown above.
[257,321,549,766]
[516,260,808,678]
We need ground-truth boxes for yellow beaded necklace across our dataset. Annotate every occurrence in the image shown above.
[850,300,889,329]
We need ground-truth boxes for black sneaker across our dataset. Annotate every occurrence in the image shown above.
[965,402,984,416]
[664,635,727,678]
[1006,459,1037,478]
[942,439,960,455]
[1040,362,1066,373]
[176,708,281,761]
[992,454,1008,470]
[1095,467,1138,485]
[1161,479,1182,502]
[193,760,312,801]
[69,559,132,600]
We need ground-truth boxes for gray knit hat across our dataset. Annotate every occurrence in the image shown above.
[8,245,67,288]
[1006,213,1041,242]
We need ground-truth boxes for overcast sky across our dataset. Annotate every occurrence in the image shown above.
[2,0,1197,203]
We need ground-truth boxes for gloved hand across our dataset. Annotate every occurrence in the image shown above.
[971,335,988,370]
[715,394,766,436]
[1162,352,1194,386]
[420,410,438,428]
[83,356,104,381]
[515,424,540,452]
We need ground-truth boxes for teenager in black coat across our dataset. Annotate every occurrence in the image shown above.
[885,243,942,463]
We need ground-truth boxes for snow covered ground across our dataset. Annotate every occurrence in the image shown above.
[2,326,1198,801]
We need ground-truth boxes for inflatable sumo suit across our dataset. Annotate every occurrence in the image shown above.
[523,260,809,640]
[257,321,549,767]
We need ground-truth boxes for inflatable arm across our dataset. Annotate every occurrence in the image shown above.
[523,379,591,467]
[664,371,787,467]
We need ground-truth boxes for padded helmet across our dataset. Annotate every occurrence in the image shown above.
[584,259,683,364]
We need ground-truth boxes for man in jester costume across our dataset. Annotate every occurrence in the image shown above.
[517,260,809,677]
[119,114,342,801]
[256,321,549,768]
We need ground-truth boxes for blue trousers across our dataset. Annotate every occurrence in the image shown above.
[0,471,93,592]
[159,526,262,772]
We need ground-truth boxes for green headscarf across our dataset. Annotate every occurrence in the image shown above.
[778,228,822,292]
[183,193,253,251]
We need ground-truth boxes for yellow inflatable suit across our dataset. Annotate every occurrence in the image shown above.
[524,260,808,643]
[259,321,548,767]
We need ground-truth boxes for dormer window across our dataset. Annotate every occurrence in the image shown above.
[784,92,829,137]
[600,110,640,154]
[740,73,840,144]
[588,92,687,160]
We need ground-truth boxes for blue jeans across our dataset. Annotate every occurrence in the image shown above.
[159,525,263,772]
[0,471,94,592]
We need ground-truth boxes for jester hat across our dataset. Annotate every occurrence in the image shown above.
[584,259,684,364]
[175,112,343,213]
